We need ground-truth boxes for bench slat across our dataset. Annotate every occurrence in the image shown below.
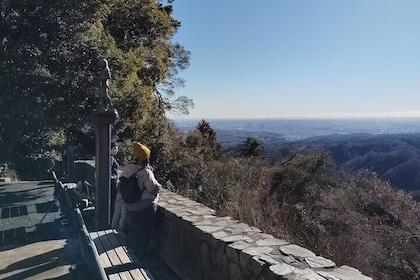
[106,230,138,265]
[115,270,138,280]
[92,230,123,268]
[89,229,154,280]
[102,231,123,267]
[90,231,112,269]
[131,268,150,280]
[108,267,149,280]
[142,268,155,280]
[108,273,122,280]
[115,271,132,280]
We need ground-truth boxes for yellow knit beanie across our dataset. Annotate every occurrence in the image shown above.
[133,142,150,161]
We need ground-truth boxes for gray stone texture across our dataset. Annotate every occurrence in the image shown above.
[156,189,372,280]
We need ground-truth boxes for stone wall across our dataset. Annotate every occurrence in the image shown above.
[156,189,372,280]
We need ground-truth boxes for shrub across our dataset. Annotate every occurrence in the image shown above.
[191,147,419,280]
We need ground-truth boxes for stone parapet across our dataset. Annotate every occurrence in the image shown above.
[156,189,372,280]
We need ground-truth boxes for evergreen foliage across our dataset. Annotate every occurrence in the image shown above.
[185,119,222,155]
[0,0,192,179]
[240,137,266,158]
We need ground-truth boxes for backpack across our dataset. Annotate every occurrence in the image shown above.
[119,168,144,204]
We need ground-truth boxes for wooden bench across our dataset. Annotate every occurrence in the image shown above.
[51,172,154,280]
[89,229,153,280]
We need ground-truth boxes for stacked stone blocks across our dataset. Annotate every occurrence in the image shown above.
[156,189,371,280]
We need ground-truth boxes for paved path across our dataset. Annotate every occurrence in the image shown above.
[0,180,84,279]
[0,181,180,280]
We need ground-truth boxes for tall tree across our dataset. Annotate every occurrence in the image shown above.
[240,137,266,158]
[0,0,192,178]
[185,119,223,160]
[196,119,218,143]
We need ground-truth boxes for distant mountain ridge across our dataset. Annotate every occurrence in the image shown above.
[175,119,420,192]
[271,133,420,192]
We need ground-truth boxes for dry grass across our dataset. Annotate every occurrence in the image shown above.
[206,150,419,279]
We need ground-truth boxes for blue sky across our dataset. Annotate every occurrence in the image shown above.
[168,1,420,120]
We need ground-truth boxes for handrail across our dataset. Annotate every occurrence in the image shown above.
[75,207,108,280]
[51,170,107,280]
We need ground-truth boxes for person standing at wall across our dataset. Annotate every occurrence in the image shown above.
[120,142,162,256]
[110,142,120,219]
[111,142,128,232]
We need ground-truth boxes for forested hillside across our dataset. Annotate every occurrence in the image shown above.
[217,129,420,193]
[267,133,420,192]
[165,121,420,280]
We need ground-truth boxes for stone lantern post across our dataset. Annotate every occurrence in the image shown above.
[90,58,118,230]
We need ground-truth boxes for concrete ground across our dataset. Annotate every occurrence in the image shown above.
[0,181,85,279]
[0,181,180,280]
[0,239,82,280]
